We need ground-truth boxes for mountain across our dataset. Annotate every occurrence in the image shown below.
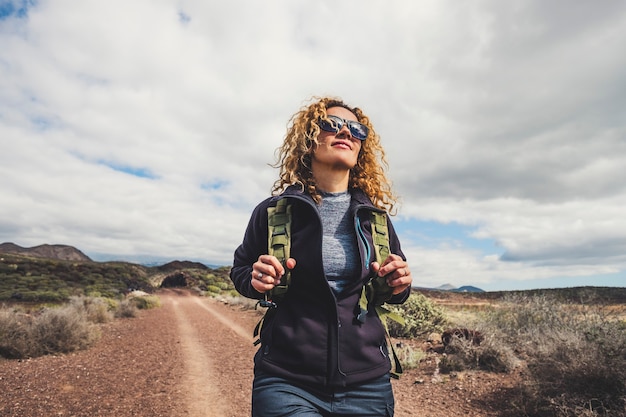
[157,260,209,272]
[88,252,221,268]
[0,248,234,302]
[435,283,458,291]
[414,283,485,293]
[453,285,485,293]
[0,242,92,262]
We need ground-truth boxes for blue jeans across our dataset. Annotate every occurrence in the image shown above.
[252,373,394,417]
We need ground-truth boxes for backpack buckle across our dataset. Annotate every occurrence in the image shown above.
[257,298,277,309]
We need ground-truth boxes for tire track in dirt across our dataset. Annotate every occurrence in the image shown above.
[165,291,255,417]
[169,295,225,416]
[190,297,253,341]
[162,295,239,417]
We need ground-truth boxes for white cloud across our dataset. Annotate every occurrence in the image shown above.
[402,243,620,290]
[1,0,626,289]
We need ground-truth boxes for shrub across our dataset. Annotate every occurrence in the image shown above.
[522,322,626,416]
[394,342,426,370]
[438,352,465,374]
[217,281,230,290]
[476,294,626,416]
[227,289,241,298]
[190,286,205,296]
[130,295,161,310]
[0,301,103,359]
[206,285,222,294]
[387,292,448,338]
[68,296,113,324]
[114,299,138,318]
[30,305,100,356]
[440,334,518,374]
[0,308,33,358]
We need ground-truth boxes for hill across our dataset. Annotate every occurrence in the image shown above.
[0,251,234,303]
[454,285,484,293]
[157,260,209,272]
[415,286,626,305]
[416,283,486,293]
[0,242,91,261]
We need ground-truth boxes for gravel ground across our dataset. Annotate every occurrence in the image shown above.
[0,290,520,416]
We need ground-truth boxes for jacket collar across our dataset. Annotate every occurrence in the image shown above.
[279,185,376,208]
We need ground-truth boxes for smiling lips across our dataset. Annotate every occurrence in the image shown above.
[332,140,352,150]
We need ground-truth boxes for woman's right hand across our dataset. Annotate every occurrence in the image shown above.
[251,255,296,293]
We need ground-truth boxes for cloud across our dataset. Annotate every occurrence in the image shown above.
[1,0,626,290]
[402,243,620,291]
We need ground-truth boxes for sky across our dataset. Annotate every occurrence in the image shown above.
[1,0,625,292]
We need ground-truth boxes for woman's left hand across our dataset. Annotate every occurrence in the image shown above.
[371,254,413,295]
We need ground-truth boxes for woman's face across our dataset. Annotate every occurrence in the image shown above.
[311,106,362,173]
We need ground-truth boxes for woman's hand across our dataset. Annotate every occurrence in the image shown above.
[251,255,297,293]
[371,254,412,295]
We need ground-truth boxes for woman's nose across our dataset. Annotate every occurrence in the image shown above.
[336,125,352,139]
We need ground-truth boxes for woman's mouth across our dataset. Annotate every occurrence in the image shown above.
[332,140,352,150]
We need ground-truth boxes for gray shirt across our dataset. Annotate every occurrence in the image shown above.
[318,191,360,295]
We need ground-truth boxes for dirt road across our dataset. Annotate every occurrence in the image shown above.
[167,291,258,416]
[1,290,518,416]
[0,290,259,416]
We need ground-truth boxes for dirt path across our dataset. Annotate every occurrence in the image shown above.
[0,290,259,416]
[1,291,520,416]
[170,295,227,416]
[165,291,257,416]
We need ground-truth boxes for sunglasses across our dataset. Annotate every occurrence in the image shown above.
[318,115,369,140]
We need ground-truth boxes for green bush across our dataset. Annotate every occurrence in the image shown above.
[216,281,230,290]
[226,289,241,298]
[130,295,161,310]
[387,292,448,338]
[206,285,221,294]
[14,290,69,303]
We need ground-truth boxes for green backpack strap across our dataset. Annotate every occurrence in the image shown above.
[372,211,390,265]
[357,211,394,317]
[253,198,292,345]
[266,198,292,303]
[357,210,406,378]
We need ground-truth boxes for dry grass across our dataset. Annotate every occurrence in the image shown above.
[0,301,100,358]
[436,293,626,417]
[0,295,143,359]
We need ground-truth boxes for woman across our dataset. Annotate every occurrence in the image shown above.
[230,96,413,416]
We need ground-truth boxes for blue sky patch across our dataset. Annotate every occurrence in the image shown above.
[395,218,502,255]
[201,179,228,191]
[178,10,190,25]
[30,115,56,130]
[99,161,156,179]
[0,0,33,20]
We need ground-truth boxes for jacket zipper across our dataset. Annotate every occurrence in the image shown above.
[278,193,382,384]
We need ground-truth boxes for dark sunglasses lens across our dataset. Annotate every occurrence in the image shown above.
[348,122,368,140]
[319,116,368,140]
[319,119,339,133]
[319,116,343,133]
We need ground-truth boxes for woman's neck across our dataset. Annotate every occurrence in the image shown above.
[313,170,350,193]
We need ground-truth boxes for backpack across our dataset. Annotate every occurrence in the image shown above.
[253,198,405,378]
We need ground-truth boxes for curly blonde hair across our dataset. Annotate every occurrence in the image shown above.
[272,96,397,213]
